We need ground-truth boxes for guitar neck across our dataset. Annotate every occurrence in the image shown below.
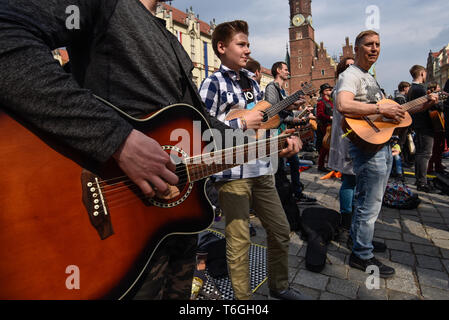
[185,133,293,182]
[266,90,304,118]
[401,95,429,114]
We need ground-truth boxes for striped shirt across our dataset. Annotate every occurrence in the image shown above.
[199,65,274,181]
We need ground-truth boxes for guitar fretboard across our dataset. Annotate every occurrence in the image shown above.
[266,90,304,118]
[401,96,429,113]
[185,133,294,182]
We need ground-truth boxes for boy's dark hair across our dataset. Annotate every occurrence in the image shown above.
[409,65,426,80]
[246,57,261,73]
[212,20,249,57]
[271,61,287,78]
[336,57,354,78]
[398,81,410,92]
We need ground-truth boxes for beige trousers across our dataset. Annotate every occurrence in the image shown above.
[215,175,290,300]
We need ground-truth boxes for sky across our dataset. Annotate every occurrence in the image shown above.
[167,0,449,96]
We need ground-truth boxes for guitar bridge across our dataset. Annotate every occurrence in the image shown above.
[81,170,114,240]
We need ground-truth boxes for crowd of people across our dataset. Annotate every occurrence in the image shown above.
[0,0,447,301]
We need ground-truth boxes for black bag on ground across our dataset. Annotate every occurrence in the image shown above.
[300,207,340,273]
[274,164,302,231]
[433,173,449,195]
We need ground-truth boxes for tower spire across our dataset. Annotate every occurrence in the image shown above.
[285,43,291,71]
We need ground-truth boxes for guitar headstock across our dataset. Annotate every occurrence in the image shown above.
[439,91,449,102]
[300,82,317,96]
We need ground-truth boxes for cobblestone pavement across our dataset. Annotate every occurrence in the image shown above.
[210,155,449,300]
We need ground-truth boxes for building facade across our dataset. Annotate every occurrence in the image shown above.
[426,44,449,90]
[155,4,220,88]
[156,4,274,90]
[287,0,354,95]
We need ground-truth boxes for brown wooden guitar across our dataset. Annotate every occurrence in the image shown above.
[429,109,445,132]
[322,124,332,150]
[342,92,448,152]
[225,83,316,135]
[0,104,297,299]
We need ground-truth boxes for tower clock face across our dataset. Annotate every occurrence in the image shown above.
[292,14,305,27]
[306,15,313,26]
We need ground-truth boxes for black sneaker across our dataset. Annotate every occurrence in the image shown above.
[417,184,440,194]
[347,236,387,253]
[269,287,312,300]
[349,253,395,278]
[295,193,317,204]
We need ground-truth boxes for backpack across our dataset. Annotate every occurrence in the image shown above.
[382,181,420,209]
[300,207,341,273]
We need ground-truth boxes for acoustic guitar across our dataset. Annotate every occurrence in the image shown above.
[225,83,316,135]
[322,124,332,150]
[0,104,297,299]
[342,92,448,152]
[429,109,445,132]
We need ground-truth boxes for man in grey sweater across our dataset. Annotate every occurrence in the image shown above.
[0,0,232,299]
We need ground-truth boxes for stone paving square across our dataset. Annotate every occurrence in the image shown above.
[210,156,449,300]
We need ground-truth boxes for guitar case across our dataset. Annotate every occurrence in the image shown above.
[300,207,340,273]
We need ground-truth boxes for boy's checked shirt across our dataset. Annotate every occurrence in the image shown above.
[199,65,274,181]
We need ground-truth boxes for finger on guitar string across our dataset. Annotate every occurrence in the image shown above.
[111,129,180,199]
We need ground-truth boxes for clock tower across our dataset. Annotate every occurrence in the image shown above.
[288,0,315,93]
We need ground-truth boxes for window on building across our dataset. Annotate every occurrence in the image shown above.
[190,37,195,60]
[298,57,302,63]
[298,49,302,55]
[321,69,325,76]
[299,63,302,69]
[296,32,302,40]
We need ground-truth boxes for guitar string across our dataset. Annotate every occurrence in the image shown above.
[96,139,289,191]
[94,133,294,188]
[97,136,291,197]
[92,148,292,212]
[265,84,314,117]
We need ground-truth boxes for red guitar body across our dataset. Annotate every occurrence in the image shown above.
[0,104,215,299]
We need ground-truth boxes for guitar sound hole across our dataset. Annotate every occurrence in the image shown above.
[148,146,193,208]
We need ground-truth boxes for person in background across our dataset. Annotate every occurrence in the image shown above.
[245,57,262,85]
[394,81,410,105]
[199,20,309,300]
[426,82,446,174]
[328,57,355,230]
[394,81,414,168]
[316,83,334,172]
[265,61,317,204]
[408,65,438,192]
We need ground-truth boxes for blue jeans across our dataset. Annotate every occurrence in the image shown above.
[349,143,392,260]
[340,174,356,215]
[393,154,403,176]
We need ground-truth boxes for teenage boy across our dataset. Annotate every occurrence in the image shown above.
[408,65,436,191]
[265,61,317,204]
[199,20,309,300]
